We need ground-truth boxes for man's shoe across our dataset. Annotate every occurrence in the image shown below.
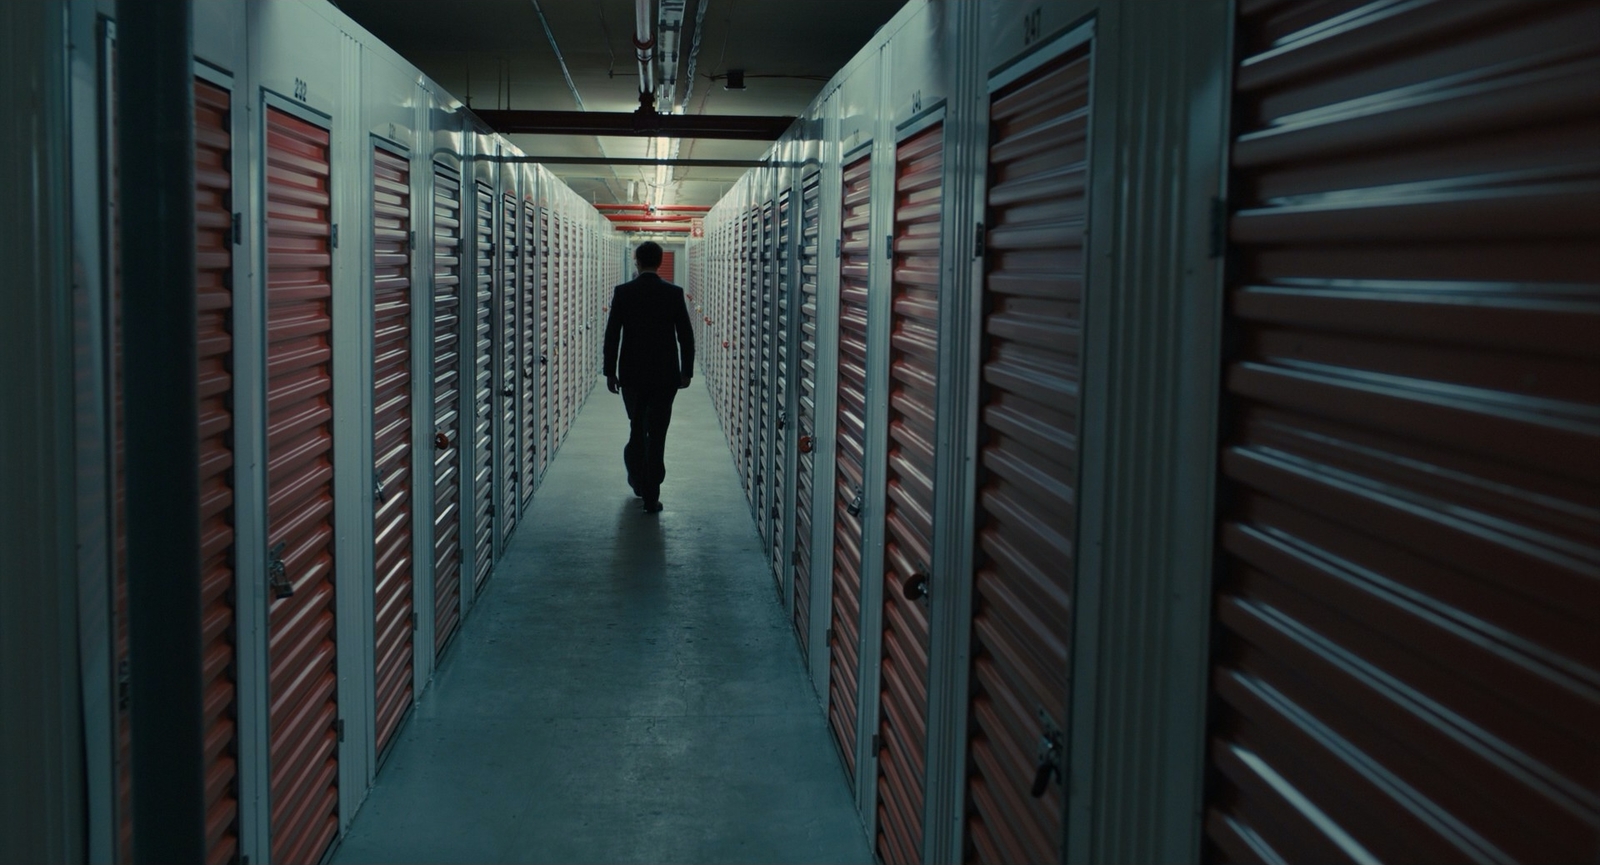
[642,499,663,513]
[628,474,641,497]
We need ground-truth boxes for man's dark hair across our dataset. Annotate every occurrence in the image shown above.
[635,241,664,271]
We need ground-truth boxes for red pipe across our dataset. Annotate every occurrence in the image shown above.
[610,224,692,232]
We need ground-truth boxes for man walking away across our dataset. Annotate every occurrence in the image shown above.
[604,241,695,513]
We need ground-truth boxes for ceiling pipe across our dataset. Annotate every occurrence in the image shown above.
[611,223,693,232]
[634,0,655,111]
[474,109,794,140]
[656,0,688,114]
[596,203,710,212]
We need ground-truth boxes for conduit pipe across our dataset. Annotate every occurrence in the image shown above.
[634,0,655,107]
[596,203,710,212]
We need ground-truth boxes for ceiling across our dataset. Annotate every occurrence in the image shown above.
[332,0,907,207]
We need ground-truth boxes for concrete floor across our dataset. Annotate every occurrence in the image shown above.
[332,379,871,864]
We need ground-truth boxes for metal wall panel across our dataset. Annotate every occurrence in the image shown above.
[263,105,340,865]
[1206,3,1600,863]
[470,182,494,594]
[793,171,823,656]
[430,163,463,655]
[539,208,551,478]
[964,45,1091,865]
[498,192,518,543]
[874,121,944,865]
[195,78,240,865]
[371,144,414,758]
[828,152,874,780]
[759,199,777,559]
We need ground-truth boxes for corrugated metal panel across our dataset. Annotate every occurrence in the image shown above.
[520,200,537,505]
[195,78,239,865]
[794,172,822,655]
[264,105,340,865]
[372,145,414,757]
[538,209,550,478]
[1206,3,1600,863]
[771,190,793,584]
[471,182,494,594]
[828,152,873,779]
[660,250,675,283]
[876,121,943,865]
[498,193,518,542]
[759,200,776,557]
[964,46,1090,865]
[747,208,762,504]
[431,163,463,655]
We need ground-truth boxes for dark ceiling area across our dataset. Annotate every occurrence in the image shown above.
[332,0,906,206]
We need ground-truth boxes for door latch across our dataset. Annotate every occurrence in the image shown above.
[847,485,865,518]
[777,411,788,430]
[374,477,387,503]
[267,541,294,600]
[1031,713,1064,798]
[902,569,929,601]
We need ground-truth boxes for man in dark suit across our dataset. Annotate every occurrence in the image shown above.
[603,241,695,513]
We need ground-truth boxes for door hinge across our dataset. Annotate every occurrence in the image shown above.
[1210,196,1228,259]
[885,234,893,260]
[330,224,339,249]
[870,733,882,753]
[231,212,242,246]
[792,549,802,566]
[117,658,131,711]
[411,610,419,631]
[974,220,986,258]
[408,229,416,250]
[825,627,835,644]
[334,718,345,743]
[834,237,842,258]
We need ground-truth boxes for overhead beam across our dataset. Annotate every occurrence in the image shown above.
[507,156,765,168]
[475,109,795,140]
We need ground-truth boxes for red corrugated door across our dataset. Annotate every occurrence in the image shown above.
[963,43,1090,865]
[747,209,762,502]
[771,191,792,584]
[195,78,240,865]
[520,200,537,504]
[759,201,777,556]
[1205,4,1600,863]
[828,152,873,778]
[371,145,414,757]
[539,209,550,478]
[263,105,340,865]
[431,163,463,654]
[875,121,943,865]
[660,250,675,283]
[793,173,822,653]
[498,193,518,543]
[471,182,495,593]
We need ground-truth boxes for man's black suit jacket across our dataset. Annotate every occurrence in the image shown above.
[602,272,696,389]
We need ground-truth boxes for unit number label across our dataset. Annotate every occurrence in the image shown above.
[1023,7,1044,45]
[293,77,309,102]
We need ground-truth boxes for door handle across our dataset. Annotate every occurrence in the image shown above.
[267,541,293,600]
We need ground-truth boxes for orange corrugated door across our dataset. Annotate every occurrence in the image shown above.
[520,199,537,504]
[195,78,240,865]
[660,250,675,283]
[539,209,550,477]
[431,164,463,655]
[499,193,519,542]
[263,105,340,865]
[793,172,822,653]
[771,191,793,584]
[471,182,494,593]
[875,121,943,865]
[372,145,414,757]
[828,152,873,778]
[963,44,1090,865]
[1205,3,1600,863]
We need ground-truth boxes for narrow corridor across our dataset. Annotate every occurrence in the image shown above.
[332,379,871,864]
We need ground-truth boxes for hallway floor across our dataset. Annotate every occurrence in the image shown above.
[332,379,870,864]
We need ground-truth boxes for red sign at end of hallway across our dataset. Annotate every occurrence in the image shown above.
[691,218,704,238]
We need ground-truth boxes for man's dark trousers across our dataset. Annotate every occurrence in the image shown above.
[621,384,678,501]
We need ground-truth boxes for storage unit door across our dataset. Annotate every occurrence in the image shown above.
[263,105,340,865]
[760,201,777,552]
[371,145,414,757]
[874,121,944,865]
[539,210,550,477]
[431,163,464,655]
[660,249,676,283]
[771,190,792,584]
[793,171,822,655]
[1205,4,1600,864]
[828,152,873,779]
[520,200,537,504]
[747,210,761,503]
[471,182,495,594]
[498,193,518,543]
[195,78,240,865]
[963,43,1090,865]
